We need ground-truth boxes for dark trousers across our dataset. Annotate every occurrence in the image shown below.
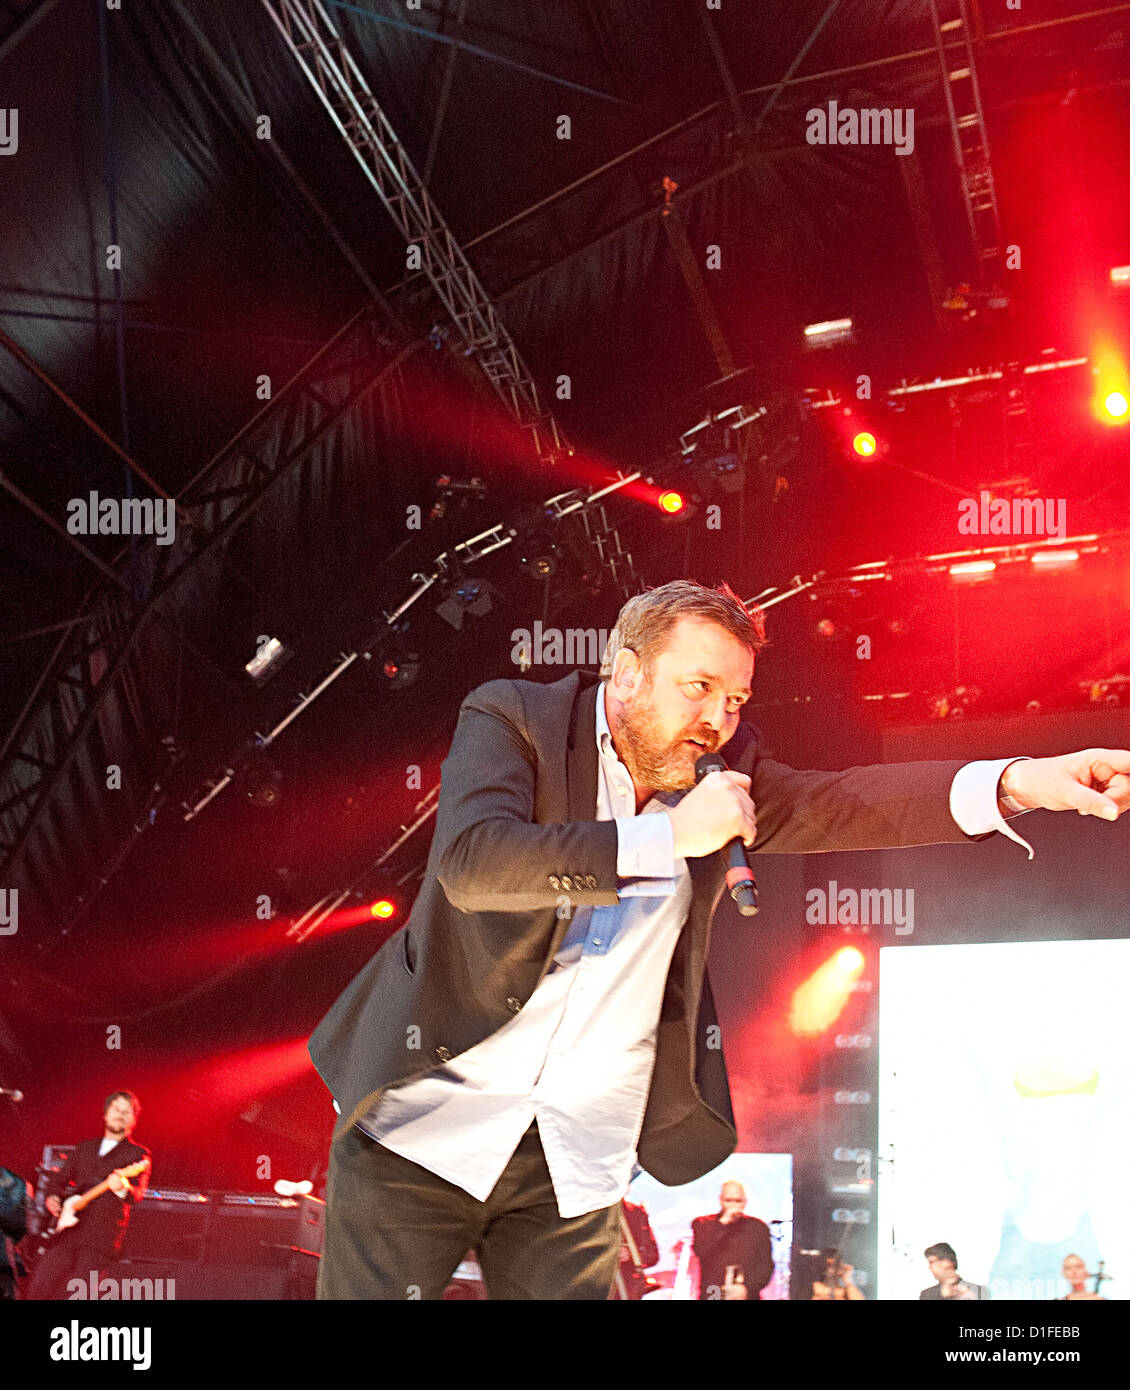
[319,1119,622,1300]
[25,1239,110,1300]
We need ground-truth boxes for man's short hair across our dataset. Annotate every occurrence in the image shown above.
[103,1089,141,1121]
[925,1242,957,1265]
[599,580,767,683]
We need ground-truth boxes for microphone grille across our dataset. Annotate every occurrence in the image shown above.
[694,752,727,783]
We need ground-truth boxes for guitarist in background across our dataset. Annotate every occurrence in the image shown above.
[26,1090,150,1300]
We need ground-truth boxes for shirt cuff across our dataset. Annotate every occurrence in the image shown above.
[615,813,678,896]
[949,757,1035,860]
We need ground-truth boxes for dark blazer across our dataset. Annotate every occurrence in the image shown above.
[692,1212,774,1297]
[309,671,990,1186]
[47,1138,150,1258]
[920,1279,988,1300]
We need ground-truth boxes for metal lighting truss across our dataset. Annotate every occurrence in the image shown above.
[678,403,768,456]
[263,0,567,465]
[802,353,1088,411]
[0,309,416,879]
[182,467,646,821]
[927,0,1005,283]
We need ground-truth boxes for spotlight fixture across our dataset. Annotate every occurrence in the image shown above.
[836,406,885,463]
[1091,347,1129,424]
[245,636,291,685]
[507,515,562,580]
[244,753,283,808]
[379,651,419,688]
[704,450,745,493]
[804,318,854,349]
[364,635,420,690]
[360,620,421,690]
[435,575,497,629]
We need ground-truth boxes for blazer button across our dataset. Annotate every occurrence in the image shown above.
[548,875,561,889]
[506,996,522,1013]
[435,1046,451,1062]
[561,875,573,890]
[585,875,598,889]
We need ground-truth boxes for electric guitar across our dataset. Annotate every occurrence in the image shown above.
[46,1158,150,1240]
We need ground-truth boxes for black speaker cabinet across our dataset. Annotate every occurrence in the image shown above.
[124,1195,212,1262]
[210,1196,324,1267]
[113,1256,317,1300]
[123,1193,323,1287]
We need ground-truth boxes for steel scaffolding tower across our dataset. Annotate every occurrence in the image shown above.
[263,0,569,466]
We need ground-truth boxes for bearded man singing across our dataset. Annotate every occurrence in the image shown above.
[308,580,1130,1300]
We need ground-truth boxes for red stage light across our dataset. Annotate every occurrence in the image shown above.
[658,490,685,515]
[851,432,877,457]
[370,899,397,920]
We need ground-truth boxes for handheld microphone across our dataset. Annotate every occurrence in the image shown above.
[694,752,758,916]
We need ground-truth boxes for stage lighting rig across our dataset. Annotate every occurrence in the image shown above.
[1080,674,1129,707]
[941,282,1010,320]
[435,568,499,629]
[928,685,981,720]
[363,631,421,690]
[679,406,764,480]
[356,615,422,690]
[506,506,563,580]
[428,474,487,523]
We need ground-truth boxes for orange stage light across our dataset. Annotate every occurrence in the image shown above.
[789,946,865,1036]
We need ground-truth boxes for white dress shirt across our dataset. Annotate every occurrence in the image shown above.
[356,692,1033,1217]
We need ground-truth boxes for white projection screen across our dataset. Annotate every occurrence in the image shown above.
[878,939,1130,1301]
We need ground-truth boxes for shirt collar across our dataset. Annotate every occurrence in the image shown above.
[596,682,617,761]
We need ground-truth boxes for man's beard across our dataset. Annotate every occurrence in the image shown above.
[614,692,714,793]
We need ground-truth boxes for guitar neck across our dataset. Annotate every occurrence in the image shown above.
[68,1158,148,1214]
[72,1177,114,1213]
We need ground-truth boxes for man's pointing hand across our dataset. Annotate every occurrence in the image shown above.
[1001,749,1130,820]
